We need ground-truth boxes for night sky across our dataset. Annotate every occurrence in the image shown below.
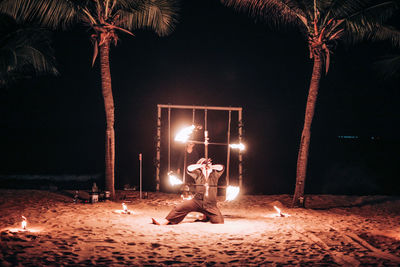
[0,1,399,195]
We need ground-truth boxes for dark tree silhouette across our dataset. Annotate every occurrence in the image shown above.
[221,0,400,207]
[0,0,179,199]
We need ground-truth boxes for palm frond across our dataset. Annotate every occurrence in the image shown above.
[329,0,399,24]
[221,0,307,27]
[344,21,400,47]
[0,0,81,29]
[0,14,58,87]
[115,0,179,36]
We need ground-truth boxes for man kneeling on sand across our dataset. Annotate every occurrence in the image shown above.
[152,158,225,225]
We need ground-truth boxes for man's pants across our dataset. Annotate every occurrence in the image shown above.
[165,198,224,224]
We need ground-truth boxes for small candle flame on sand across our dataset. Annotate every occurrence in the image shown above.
[122,203,128,213]
[274,206,286,217]
[21,216,27,230]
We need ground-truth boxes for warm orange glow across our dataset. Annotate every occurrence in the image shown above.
[226,186,240,201]
[21,216,27,230]
[175,125,195,143]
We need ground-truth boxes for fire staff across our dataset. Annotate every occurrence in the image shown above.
[152,158,225,225]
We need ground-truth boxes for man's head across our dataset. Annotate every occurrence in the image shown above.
[186,142,195,152]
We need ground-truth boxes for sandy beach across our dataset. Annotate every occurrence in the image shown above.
[1,189,400,266]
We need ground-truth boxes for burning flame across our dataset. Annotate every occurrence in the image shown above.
[273,205,288,217]
[274,206,282,216]
[226,186,240,201]
[21,216,27,230]
[229,143,245,151]
[181,194,193,200]
[169,172,183,186]
[175,125,195,143]
[122,203,128,212]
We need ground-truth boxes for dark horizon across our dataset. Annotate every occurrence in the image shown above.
[0,1,399,195]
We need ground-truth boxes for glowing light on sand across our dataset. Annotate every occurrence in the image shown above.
[168,172,183,186]
[226,186,240,201]
[229,143,245,151]
[21,216,27,230]
[175,125,195,143]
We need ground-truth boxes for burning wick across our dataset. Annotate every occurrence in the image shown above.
[21,216,27,230]
[273,206,285,217]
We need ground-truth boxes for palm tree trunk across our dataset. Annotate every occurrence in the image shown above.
[99,36,115,200]
[292,54,323,207]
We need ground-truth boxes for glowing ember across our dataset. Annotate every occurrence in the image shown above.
[229,143,245,151]
[175,125,195,143]
[226,186,240,201]
[21,216,27,230]
[168,172,183,186]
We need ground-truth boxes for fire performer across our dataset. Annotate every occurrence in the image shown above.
[152,158,225,225]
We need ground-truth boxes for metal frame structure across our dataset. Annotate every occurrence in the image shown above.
[156,104,243,191]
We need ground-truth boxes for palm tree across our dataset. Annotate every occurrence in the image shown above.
[0,0,178,199]
[0,13,58,87]
[221,0,400,207]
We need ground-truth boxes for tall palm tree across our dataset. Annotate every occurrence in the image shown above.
[0,0,178,199]
[0,13,58,87]
[221,0,400,207]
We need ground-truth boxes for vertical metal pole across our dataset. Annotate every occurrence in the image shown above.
[156,106,161,192]
[168,106,171,172]
[183,146,187,183]
[139,153,142,199]
[226,110,231,186]
[192,108,195,124]
[204,109,208,159]
[238,109,243,188]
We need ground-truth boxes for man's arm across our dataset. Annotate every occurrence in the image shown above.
[187,164,203,172]
[211,164,224,172]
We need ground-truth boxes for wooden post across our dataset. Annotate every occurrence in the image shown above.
[226,110,231,186]
[139,153,142,199]
[238,109,243,188]
[156,106,161,192]
[204,109,208,159]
